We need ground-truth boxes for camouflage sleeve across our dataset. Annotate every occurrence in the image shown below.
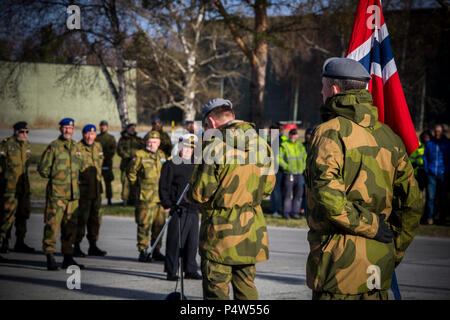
[187,162,219,204]
[389,151,422,266]
[117,139,129,159]
[98,143,104,168]
[107,136,117,157]
[127,154,141,184]
[309,132,381,238]
[38,144,54,179]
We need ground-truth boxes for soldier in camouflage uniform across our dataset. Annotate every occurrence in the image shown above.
[187,98,276,300]
[151,117,172,157]
[117,123,143,206]
[128,131,167,262]
[74,124,107,258]
[305,58,422,300]
[96,120,117,205]
[38,118,85,270]
[0,121,35,256]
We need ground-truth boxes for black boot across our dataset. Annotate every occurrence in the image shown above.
[152,248,165,262]
[14,239,35,253]
[107,198,112,206]
[73,242,86,257]
[138,250,151,262]
[0,238,9,253]
[88,241,107,256]
[62,254,85,269]
[46,253,59,271]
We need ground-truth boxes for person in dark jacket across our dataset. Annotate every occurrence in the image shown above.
[159,135,201,281]
[423,124,450,225]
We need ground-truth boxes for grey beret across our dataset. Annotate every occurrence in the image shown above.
[322,57,371,82]
[151,116,162,124]
[202,98,233,118]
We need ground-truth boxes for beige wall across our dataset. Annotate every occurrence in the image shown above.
[0,61,137,128]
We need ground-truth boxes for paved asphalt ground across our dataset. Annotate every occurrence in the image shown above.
[0,214,449,300]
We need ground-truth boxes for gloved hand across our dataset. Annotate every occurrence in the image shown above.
[373,214,394,243]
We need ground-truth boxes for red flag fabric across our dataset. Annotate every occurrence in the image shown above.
[346,0,419,155]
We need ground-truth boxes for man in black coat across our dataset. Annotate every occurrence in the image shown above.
[159,135,202,281]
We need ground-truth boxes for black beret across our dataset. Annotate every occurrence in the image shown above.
[13,121,28,131]
[322,57,371,82]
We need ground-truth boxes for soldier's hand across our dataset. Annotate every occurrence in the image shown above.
[373,214,394,243]
[170,205,183,217]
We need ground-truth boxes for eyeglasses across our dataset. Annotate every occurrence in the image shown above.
[18,130,29,134]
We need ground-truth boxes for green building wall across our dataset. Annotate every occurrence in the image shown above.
[0,61,137,129]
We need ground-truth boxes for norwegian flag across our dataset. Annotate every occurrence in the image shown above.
[346,0,419,155]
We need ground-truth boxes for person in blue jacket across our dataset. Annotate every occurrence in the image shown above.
[423,124,450,225]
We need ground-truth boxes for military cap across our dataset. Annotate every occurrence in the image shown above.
[151,116,162,124]
[178,134,197,148]
[82,124,97,133]
[202,98,233,118]
[144,130,160,141]
[322,57,371,82]
[289,129,298,136]
[126,123,136,129]
[99,120,108,126]
[305,128,314,136]
[59,118,75,127]
[13,121,28,131]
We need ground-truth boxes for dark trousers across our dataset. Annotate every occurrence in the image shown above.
[426,173,447,222]
[164,207,199,276]
[269,171,283,214]
[282,173,303,217]
[102,169,114,200]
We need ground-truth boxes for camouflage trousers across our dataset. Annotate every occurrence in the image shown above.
[121,170,138,203]
[102,169,114,200]
[201,259,258,300]
[42,197,78,255]
[0,193,31,240]
[135,201,165,251]
[76,196,102,243]
[312,290,389,300]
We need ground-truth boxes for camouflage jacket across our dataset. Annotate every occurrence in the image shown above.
[187,120,276,265]
[96,131,116,169]
[304,90,422,294]
[117,131,144,171]
[79,140,104,199]
[128,148,166,203]
[0,136,31,196]
[38,136,85,200]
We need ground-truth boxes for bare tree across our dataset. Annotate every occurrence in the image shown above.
[211,0,309,128]
[131,0,244,121]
